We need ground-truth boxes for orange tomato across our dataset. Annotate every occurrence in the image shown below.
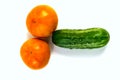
[20,38,50,70]
[26,5,58,37]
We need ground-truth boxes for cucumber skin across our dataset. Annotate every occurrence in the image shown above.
[52,27,110,49]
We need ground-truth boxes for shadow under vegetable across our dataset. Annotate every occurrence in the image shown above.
[51,43,107,58]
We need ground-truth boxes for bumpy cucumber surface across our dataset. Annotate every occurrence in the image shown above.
[52,27,110,49]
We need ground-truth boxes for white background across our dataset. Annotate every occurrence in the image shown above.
[0,0,120,80]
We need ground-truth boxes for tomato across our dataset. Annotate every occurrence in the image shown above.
[20,38,50,70]
[26,5,58,37]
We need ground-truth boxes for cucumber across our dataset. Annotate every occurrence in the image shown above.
[52,27,110,49]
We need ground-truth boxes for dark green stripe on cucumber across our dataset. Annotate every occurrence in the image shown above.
[52,27,110,49]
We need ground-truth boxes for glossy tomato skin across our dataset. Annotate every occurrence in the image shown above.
[20,38,50,70]
[26,5,58,37]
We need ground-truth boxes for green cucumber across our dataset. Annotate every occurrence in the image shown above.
[52,27,110,49]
